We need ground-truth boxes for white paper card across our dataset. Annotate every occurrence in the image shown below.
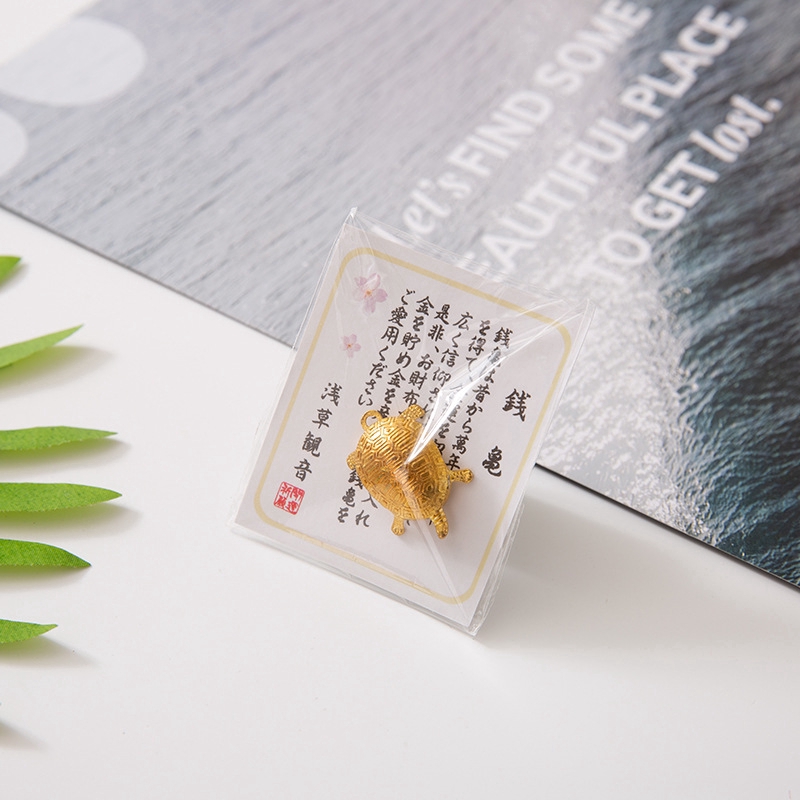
[234,216,591,632]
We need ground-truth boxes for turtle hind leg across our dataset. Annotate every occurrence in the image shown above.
[391,515,406,536]
[450,468,473,484]
[430,509,449,539]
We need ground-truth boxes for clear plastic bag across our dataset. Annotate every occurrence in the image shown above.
[233,210,593,634]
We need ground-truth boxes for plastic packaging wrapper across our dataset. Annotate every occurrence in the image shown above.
[233,210,593,633]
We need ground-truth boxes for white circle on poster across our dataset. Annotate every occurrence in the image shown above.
[0,17,146,107]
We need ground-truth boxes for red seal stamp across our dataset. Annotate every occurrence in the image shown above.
[274,481,305,515]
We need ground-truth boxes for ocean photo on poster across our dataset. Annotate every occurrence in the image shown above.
[0,0,797,582]
[526,0,800,583]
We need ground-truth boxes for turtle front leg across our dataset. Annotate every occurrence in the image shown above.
[391,515,406,536]
[449,468,473,484]
[430,509,449,539]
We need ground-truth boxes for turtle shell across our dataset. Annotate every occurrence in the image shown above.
[347,405,472,538]
[351,408,450,519]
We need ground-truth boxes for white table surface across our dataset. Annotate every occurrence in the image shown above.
[2,9,800,800]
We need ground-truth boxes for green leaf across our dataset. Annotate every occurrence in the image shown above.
[0,483,121,513]
[0,619,57,644]
[0,325,82,370]
[0,426,116,452]
[0,256,20,284]
[0,539,90,568]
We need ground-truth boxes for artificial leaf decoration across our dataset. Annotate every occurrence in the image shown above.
[0,257,121,648]
[0,539,90,568]
[0,426,116,451]
[0,255,20,284]
[0,325,82,370]
[0,483,120,513]
[0,619,57,644]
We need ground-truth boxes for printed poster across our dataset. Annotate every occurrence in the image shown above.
[0,0,798,584]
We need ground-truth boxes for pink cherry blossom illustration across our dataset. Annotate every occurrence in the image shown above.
[353,273,388,314]
[341,333,361,358]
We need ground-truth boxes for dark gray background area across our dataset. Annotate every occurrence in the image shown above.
[0,0,571,342]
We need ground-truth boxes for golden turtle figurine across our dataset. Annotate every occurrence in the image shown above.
[346,404,473,538]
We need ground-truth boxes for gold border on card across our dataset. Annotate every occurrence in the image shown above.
[254,247,572,604]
